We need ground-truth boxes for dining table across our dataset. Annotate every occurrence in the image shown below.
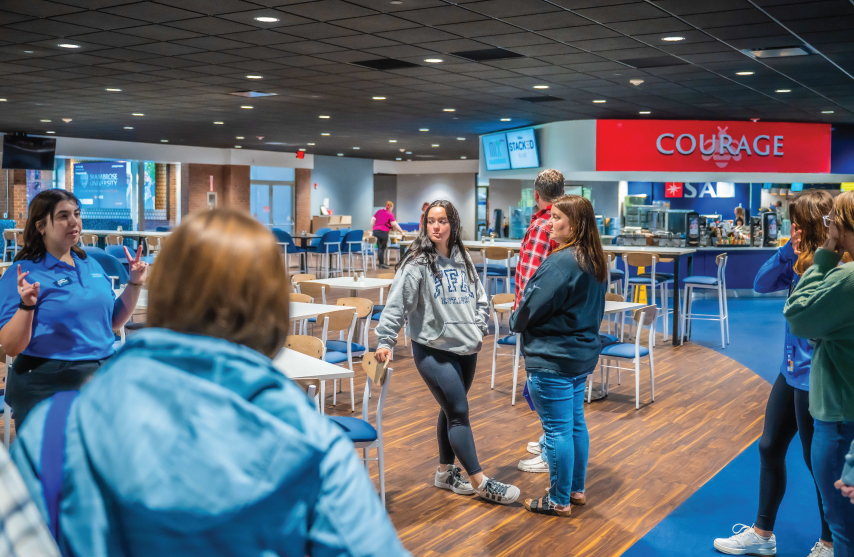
[303,276,395,302]
[272,347,355,414]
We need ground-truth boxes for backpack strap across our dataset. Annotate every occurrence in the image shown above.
[40,390,79,551]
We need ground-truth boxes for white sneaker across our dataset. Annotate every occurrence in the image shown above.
[807,541,833,557]
[518,454,549,473]
[434,465,475,495]
[527,441,541,455]
[713,524,776,556]
[475,476,520,505]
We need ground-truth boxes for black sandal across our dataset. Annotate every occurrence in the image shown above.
[524,494,571,517]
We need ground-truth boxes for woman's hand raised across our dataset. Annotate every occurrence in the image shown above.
[124,245,149,285]
[17,265,39,306]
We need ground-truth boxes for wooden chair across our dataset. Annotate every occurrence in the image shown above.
[363,236,378,270]
[332,297,373,410]
[291,273,316,294]
[481,247,515,296]
[595,305,657,409]
[297,282,328,305]
[105,234,123,246]
[623,253,672,344]
[78,233,99,248]
[317,308,359,412]
[289,293,313,334]
[490,293,520,404]
[327,354,392,506]
[286,336,324,411]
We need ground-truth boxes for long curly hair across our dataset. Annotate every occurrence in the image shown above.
[397,199,478,283]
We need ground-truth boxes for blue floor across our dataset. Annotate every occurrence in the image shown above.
[623,296,823,557]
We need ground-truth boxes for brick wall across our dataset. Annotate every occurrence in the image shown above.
[181,163,250,217]
[295,168,311,234]
[168,164,178,223]
[155,163,167,210]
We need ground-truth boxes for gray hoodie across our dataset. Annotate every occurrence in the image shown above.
[375,247,489,355]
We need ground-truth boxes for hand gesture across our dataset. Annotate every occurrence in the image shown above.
[835,480,854,504]
[823,218,846,258]
[790,227,802,255]
[375,347,391,363]
[17,265,39,306]
[124,245,149,285]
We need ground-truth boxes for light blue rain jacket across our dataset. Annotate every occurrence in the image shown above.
[11,328,409,557]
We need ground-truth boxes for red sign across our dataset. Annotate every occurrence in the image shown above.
[596,120,831,173]
[665,182,683,197]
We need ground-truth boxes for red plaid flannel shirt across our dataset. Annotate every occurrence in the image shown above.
[514,206,556,309]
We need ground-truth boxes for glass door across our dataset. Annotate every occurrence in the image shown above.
[250,181,294,232]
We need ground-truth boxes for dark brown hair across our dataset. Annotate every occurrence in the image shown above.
[16,189,87,262]
[789,190,833,275]
[146,208,290,358]
[550,195,608,283]
[534,169,565,202]
[399,199,478,283]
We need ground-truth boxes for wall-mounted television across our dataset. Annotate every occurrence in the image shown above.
[73,161,131,209]
[482,132,510,171]
[506,128,540,169]
[2,134,56,170]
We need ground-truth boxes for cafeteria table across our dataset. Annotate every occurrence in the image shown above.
[291,233,320,273]
[273,347,355,414]
[303,276,394,302]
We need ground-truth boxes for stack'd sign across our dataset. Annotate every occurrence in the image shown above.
[596,120,831,173]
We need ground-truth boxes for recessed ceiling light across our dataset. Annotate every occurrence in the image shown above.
[501,118,511,122]
[372,96,386,100]
[419,128,429,131]
[45,131,55,134]
[389,139,397,143]
[353,147,360,149]
[457,137,465,140]
[241,105,253,109]
[299,148,306,151]
[396,157,402,160]
[58,43,80,49]
[639,111,651,114]
[236,136,244,139]
[62,118,71,123]
[662,36,684,41]
[337,153,344,156]
[24,50,33,54]
[593,100,606,103]
[235,145,242,149]
[0,99,6,102]
[161,139,168,142]
[246,75,263,79]
[443,108,455,112]
[132,113,144,116]
[105,88,121,92]
[822,110,834,114]
[214,121,224,124]
[736,71,754,76]
[124,126,133,129]
[254,16,279,22]
[307,142,315,145]
[424,58,443,63]
[776,89,791,93]
[461,156,467,159]
[391,1,403,4]
[432,144,439,147]
[321,133,330,136]
[319,115,330,118]
[533,85,549,89]
[41,119,51,122]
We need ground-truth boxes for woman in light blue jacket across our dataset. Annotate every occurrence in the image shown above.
[11,209,409,557]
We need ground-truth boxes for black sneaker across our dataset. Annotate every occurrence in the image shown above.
[434,465,475,495]
[475,476,521,505]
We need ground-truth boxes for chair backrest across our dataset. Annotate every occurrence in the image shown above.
[271,227,293,246]
[289,292,312,304]
[491,292,515,314]
[362,352,389,386]
[297,282,327,303]
[82,247,129,286]
[286,335,323,359]
[341,230,363,251]
[81,234,98,247]
[605,293,624,302]
[105,234,123,245]
[291,273,316,284]
[715,253,728,286]
[377,272,395,280]
[104,245,126,260]
[360,354,392,445]
[310,227,331,248]
[3,230,14,241]
[633,304,658,326]
[337,297,373,319]
[484,247,514,262]
[624,252,657,268]
[319,230,340,252]
[317,308,356,333]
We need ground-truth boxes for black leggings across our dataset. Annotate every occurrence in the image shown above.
[411,342,481,476]
[374,230,389,265]
[756,373,831,541]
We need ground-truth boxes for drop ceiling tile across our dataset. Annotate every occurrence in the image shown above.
[216,9,313,27]
[160,0,262,15]
[2,0,82,18]
[435,20,520,38]
[173,36,252,50]
[67,31,153,48]
[270,41,346,55]
[281,0,378,21]
[503,11,590,30]
[569,37,644,52]
[103,3,202,23]
[283,22,359,40]
[396,6,486,26]
[462,0,562,18]
[8,19,97,36]
[169,16,256,35]
[121,25,202,42]
[540,25,622,42]
[51,11,146,30]
[682,9,773,28]
[129,42,204,56]
[414,39,493,53]
[477,33,553,48]
[322,34,400,49]
[333,14,420,33]
[178,51,251,64]
[218,29,303,45]
[573,3,668,23]
[378,27,459,44]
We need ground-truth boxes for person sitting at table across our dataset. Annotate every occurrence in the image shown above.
[10,208,409,557]
[510,195,607,517]
[372,201,405,269]
[0,189,147,428]
[374,200,521,505]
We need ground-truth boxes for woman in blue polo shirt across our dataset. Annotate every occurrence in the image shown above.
[0,189,147,428]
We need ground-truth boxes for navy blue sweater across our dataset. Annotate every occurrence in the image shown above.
[509,247,606,377]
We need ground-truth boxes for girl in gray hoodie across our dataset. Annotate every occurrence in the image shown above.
[374,200,521,506]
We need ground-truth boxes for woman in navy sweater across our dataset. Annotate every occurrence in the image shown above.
[510,195,607,517]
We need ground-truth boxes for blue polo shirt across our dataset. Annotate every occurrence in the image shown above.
[0,252,116,361]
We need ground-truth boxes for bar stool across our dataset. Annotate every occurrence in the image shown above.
[490,292,521,405]
[680,253,729,349]
[623,253,672,344]
[480,247,515,295]
[607,254,624,295]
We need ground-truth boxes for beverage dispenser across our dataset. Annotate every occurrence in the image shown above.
[687,212,700,246]
[762,212,778,247]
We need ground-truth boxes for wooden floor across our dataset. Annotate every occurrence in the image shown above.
[0,259,772,557]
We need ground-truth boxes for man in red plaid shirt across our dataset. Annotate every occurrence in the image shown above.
[515,169,565,474]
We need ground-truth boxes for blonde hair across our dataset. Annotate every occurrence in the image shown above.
[385,201,394,210]
[146,209,290,358]
[834,191,854,235]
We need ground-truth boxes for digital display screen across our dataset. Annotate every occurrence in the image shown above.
[506,128,540,169]
[73,162,130,209]
[791,182,804,192]
[2,135,56,170]
[482,132,510,171]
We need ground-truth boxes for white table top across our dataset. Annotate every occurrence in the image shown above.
[290,302,354,321]
[13,228,171,238]
[603,245,696,256]
[273,347,355,380]
[305,277,394,290]
[494,300,646,315]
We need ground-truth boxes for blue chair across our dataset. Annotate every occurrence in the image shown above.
[155,226,171,232]
[308,227,330,250]
[82,247,129,287]
[309,230,341,278]
[341,230,365,275]
[272,228,306,270]
[622,253,672,344]
[681,253,729,349]
[593,305,657,409]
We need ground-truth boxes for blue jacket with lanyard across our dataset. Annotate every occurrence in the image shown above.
[12,329,409,557]
[753,240,812,390]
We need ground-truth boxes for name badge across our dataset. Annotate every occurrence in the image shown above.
[54,278,71,287]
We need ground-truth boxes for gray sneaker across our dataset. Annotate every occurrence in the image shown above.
[713,524,776,556]
[475,476,521,505]
[807,541,833,557]
[434,465,475,495]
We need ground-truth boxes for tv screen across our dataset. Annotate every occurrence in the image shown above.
[2,135,56,170]
[507,128,540,169]
[73,162,131,209]
[791,182,804,192]
[482,132,510,171]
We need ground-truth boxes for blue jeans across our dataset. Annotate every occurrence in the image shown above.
[526,371,589,507]
[812,420,854,556]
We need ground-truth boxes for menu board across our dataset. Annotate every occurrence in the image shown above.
[507,128,540,169]
[482,132,510,171]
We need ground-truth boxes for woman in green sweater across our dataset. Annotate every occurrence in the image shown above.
[784,190,854,556]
